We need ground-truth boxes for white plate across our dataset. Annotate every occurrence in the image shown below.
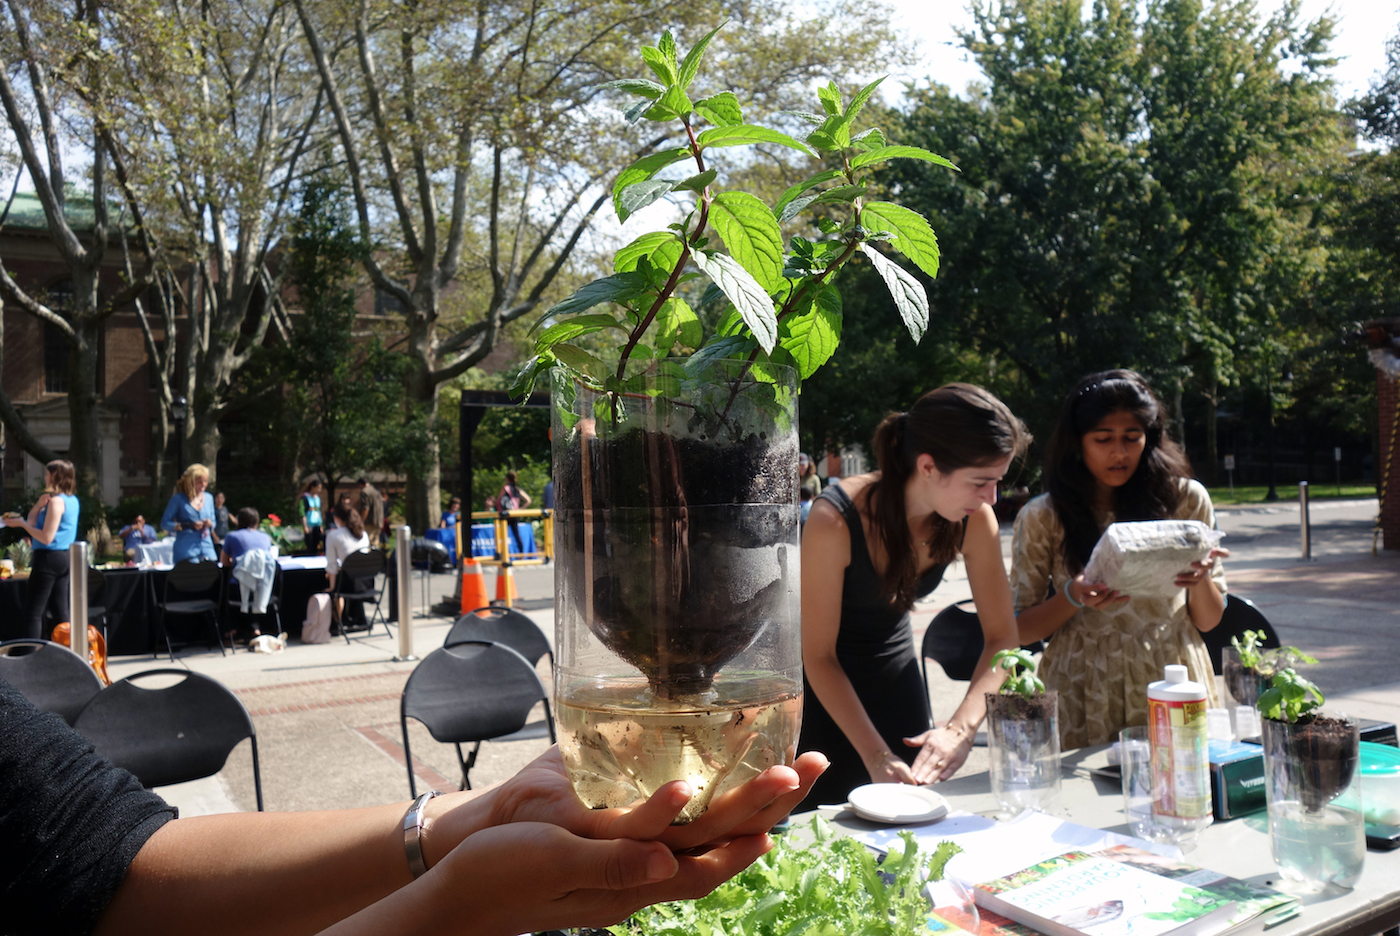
[847,784,949,825]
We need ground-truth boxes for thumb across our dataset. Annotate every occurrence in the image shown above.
[550,835,680,892]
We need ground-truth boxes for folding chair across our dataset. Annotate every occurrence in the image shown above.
[155,559,226,660]
[226,556,284,638]
[1201,593,1282,675]
[74,668,264,810]
[86,568,108,638]
[0,638,105,725]
[332,549,387,642]
[401,640,555,797]
[919,599,1043,738]
[444,606,553,670]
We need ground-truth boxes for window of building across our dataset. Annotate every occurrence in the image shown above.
[43,280,74,395]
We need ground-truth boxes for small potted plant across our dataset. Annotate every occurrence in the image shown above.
[1256,668,1365,891]
[985,649,1060,813]
[1223,630,1316,708]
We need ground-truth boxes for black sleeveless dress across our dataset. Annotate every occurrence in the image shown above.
[797,483,953,809]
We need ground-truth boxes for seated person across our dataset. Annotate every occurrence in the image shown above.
[219,507,275,643]
[118,515,157,562]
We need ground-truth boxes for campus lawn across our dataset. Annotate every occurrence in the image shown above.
[1204,482,1378,506]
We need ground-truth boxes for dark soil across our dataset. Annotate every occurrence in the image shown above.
[556,426,797,697]
[1222,659,1271,708]
[985,692,1058,723]
[1262,715,1359,812]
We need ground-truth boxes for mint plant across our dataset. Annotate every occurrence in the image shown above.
[513,24,953,411]
[1257,667,1326,724]
[1230,630,1317,674]
[992,648,1045,697]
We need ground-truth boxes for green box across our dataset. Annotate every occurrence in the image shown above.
[1209,739,1266,820]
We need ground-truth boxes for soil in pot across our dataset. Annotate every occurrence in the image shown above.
[1222,658,1272,708]
[1269,715,1358,813]
[556,426,796,698]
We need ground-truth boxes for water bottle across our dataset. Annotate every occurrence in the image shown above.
[1147,664,1213,843]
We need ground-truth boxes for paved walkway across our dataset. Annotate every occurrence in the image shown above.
[111,498,1400,816]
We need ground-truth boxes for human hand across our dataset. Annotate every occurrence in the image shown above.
[863,748,918,786]
[1175,547,1229,589]
[430,746,826,865]
[905,724,975,783]
[1068,575,1129,611]
[422,820,772,936]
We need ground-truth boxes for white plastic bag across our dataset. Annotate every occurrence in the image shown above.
[1082,520,1224,599]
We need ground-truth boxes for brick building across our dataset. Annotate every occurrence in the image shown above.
[1,192,166,505]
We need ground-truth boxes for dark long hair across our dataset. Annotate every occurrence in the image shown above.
[1044,369,1193,573]
[869,383,1030,608]
[334,501,365,538]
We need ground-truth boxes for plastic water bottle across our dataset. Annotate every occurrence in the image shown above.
[1147,664,1213,843]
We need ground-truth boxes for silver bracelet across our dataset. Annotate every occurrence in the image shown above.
[402,790,441,879]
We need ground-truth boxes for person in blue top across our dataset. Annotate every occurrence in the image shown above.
[117,514,157,562]
[161,463,217,564]
[439,497,461,529]
[3,458,80,639]
[298,478,324,554]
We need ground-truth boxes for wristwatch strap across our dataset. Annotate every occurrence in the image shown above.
[402,790,441,879]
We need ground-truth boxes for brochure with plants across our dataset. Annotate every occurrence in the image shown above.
[972,845,1298,936]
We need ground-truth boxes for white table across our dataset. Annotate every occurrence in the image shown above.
[134,539,174,567]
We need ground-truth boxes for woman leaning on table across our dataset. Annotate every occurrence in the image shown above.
[161,464,218,565]
[1010,369,1228,749]
[797,384,1029,810]
[2,458,79,640]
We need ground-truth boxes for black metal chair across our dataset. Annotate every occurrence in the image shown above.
[332,549,387,642]
[73,668,264,810]
[87,568,108,638]
[444,606,553,670]
[0,638,105,725]
[155,559,227,660]
[225,558,284,638]
[400,640,555,797]
[1202,593,1282,675]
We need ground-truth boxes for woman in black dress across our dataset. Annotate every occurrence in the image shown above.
[798,384,1029,808]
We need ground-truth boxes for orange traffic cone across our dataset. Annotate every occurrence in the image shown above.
[460,557,489,613]
[494,563,518,606]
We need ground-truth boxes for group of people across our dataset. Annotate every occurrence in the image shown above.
[3,366,1231,933]
[797,369,1227,809]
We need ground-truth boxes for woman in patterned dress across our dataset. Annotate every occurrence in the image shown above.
[1011,370,1228,748]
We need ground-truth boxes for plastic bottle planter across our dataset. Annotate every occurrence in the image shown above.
[1222,647,1275,709]
[1261,714,1365,891]
[985,691,1061,813]
[551,359,802,823]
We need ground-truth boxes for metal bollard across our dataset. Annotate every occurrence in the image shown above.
[68,542,89,661]
[394,525,415,662]
[1299,481,1311,561]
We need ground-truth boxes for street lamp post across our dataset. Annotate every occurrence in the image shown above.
[171,396,188,474]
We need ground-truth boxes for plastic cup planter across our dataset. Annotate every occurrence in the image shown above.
[985,690,1061,814]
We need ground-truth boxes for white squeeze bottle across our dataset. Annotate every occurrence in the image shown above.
[1146,664,1213,842]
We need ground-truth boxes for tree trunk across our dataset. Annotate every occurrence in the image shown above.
[1204,374,1219,488]
[404,365,439,534]
[67,306,104,506]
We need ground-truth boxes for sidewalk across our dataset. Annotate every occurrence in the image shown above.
[118,499,1400,817]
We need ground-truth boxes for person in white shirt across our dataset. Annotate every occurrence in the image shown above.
[324,501,371,625]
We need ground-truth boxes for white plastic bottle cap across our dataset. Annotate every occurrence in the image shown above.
[1164,664,1188,683]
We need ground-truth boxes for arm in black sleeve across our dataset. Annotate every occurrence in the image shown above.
[1,677,176,935]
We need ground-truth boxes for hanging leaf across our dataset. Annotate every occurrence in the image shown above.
[860,244,928,343]
[693,251,777,352]
[710,191,784,292]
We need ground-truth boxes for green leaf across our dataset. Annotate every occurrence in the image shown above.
[613,148,689,219]
[672,168,718,193]
[692,250,777,352]
[614,232,678,272]
[677,23,724,90]
[860,244,928,343]
[642,36,677,84]
[552,343,610,382]
[618,180,675,222]
[658,84,694,118]
[534,313,628,354]
[817,81,842,116]
[849,145,960,172]
[779,284,842,379]
[623,98,653,124]
[862,201,941,278]
[775,169,845,217]
[510,352,553,399]
[653,296,703,351]
[697,125,815,157]
[541,272,649,321]
[710,191,784,292]
[695,91,742,127]
[806,120,849,152]
[596,78,664,99]
[851,127,887,150]
[686,334,754,370]
[844,77,885,124]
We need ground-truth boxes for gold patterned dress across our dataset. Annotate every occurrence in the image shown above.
[1010,479,1224,748]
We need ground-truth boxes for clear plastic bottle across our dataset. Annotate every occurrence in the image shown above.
[1147,664,1213,843]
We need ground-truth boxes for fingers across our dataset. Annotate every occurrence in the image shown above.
[654,754,825,851]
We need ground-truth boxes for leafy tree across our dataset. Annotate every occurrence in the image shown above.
[292,0,908,529]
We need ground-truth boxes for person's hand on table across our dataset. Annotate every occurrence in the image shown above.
[417,819,773,936]
[1175,547,1229,589]
[425,746,827,865]
[905,723,975,783]
[863,747,918,786]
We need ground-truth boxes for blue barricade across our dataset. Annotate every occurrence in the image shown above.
[424,527,456,566]
[470,523,496,558]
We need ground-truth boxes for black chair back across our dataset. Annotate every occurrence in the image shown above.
[0,638,104,725]
[157,559,226,658]
[1201,593,1282,674]
[74,668,263,810]
[332,549,387,639]
[400,640,554,796]
[445,607,553,668]
[167,558,222,596]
